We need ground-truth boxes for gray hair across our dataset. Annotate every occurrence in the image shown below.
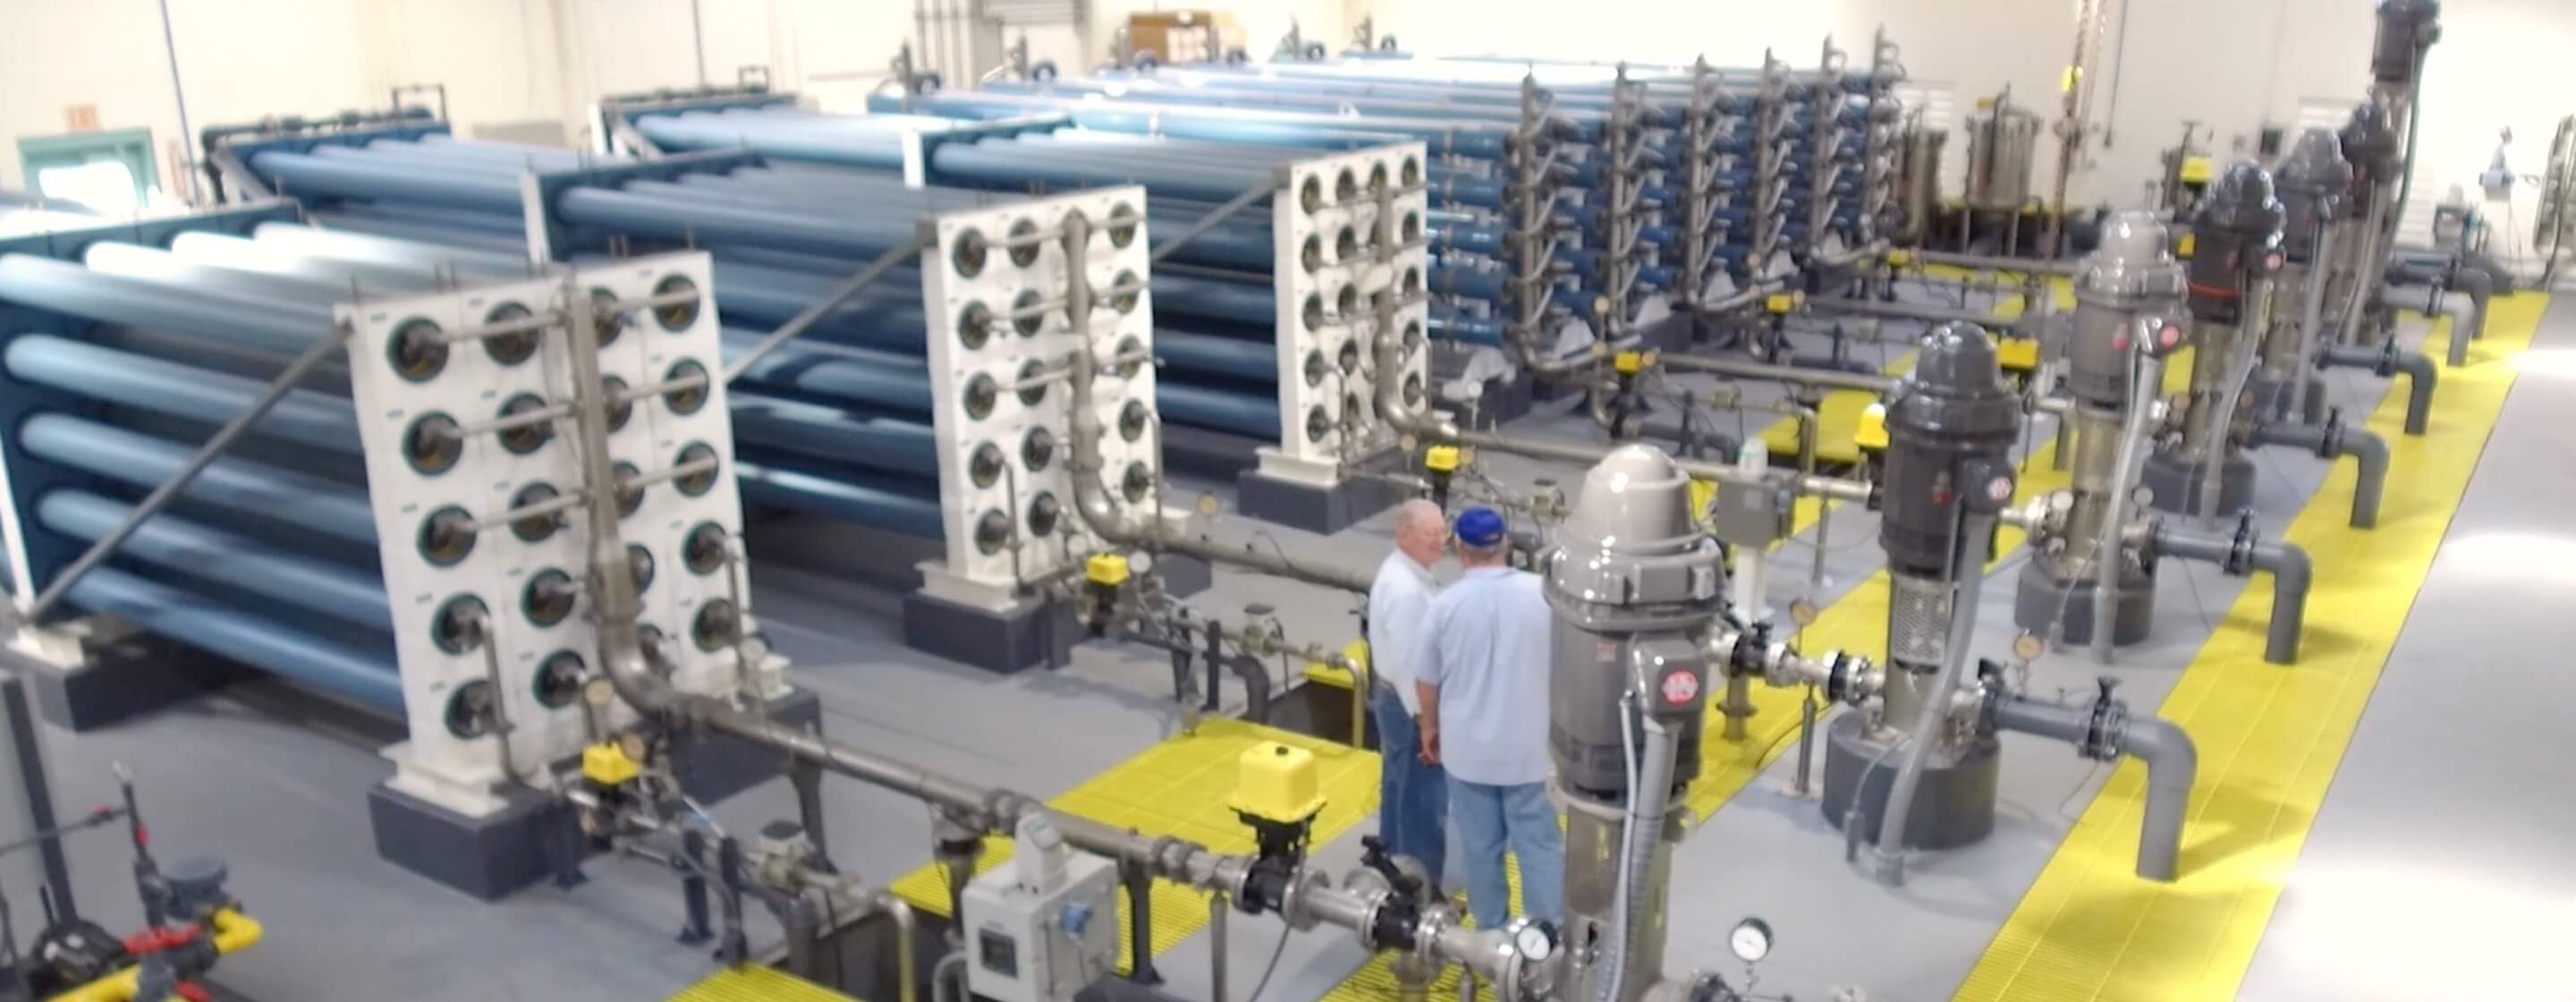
[1395,499,1446,538]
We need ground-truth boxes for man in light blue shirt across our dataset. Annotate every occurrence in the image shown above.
[1412,506,1563,929]
[1368,500,1449,888]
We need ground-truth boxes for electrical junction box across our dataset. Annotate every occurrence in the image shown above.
[962,851,1117,1002]
[1706,478,1792,549]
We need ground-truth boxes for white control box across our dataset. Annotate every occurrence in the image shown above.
[961,850,1118,1002]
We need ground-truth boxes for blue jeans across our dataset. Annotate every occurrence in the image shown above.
[1371,687,1448,886]
[1447,777,1563,929]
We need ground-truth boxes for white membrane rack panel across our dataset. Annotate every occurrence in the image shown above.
[346,252,769,817]
[1258,143,1433,487]
[919,187,1160,602]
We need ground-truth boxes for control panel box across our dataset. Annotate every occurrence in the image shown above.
[961,851,1118,1002]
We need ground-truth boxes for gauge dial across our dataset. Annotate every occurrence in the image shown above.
[1513,921,1555,962]
[1730,917,1773,963]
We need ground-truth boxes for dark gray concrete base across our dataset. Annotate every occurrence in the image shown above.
[1820,713,2001,851]
[4,627,250,732]
[1159,425,1267,478]
[369,689,824,900]
[1236,467,1404,536]
[747,513,946,592]
[901,589,1082,674]
[2141,449,2255,517]
[2012,560,2155,647]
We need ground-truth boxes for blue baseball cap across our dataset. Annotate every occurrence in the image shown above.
[1454,506,1508,548]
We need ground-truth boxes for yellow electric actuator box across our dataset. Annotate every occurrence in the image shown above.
[1856,403,1891,452]
[1229,743,1326,825]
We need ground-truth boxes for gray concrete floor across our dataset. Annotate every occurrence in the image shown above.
[18,284,2534,1002]
[2234,298,2576,1002]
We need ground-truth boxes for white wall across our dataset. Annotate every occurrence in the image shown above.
[9,0,2564,266]
[1352,0,2576,261]
[0,0,918,192]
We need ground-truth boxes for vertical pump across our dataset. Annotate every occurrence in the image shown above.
[2262,131,2354,421]
[1824,321,2021,859]
[1544,445,1723,1002]
[2014,212,2188,652]
[2143,161,2284,519]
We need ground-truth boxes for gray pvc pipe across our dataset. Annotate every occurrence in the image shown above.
[2385,261,2490,367]
[1989,697,2197,881]
[2149,522,2310,665]
[2250,421,2386,529]
[2318,344,2436,436]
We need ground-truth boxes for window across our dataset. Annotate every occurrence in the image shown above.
[18,128,158,216]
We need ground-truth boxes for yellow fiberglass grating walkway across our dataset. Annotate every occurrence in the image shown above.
[668,965,860,1002]
[886,718,1378,975]
[1957,298,2545,1001]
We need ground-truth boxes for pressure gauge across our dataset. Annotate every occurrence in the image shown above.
[584,677,618,710]
[1729,917,1773,963]
[1196,492,1224,516]
[1788,598,1820,627]
[1510,920,1555,963]
[2012,632,2046,662]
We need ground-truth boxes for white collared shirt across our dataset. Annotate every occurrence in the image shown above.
[1366,550,1438,714]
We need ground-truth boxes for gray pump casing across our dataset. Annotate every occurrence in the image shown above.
[2065,214,2188,410]
[1877,322,2022,583]
[2371,0,2441,86]
[2184,161,2285,327]
[1543,445,1723,798]
[2275,129,2352,264]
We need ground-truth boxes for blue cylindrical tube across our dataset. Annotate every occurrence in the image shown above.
[247,150,523,214]
[39,491,389,633]
[17,414,377,547]
[64,567,402,712]
[4,335,361,454]
[735,457,946,539]
[0,254,333,356]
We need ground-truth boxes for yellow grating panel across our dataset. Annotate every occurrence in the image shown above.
[1956,300,2543,1001]
[886,718,1379,975]
[668,966,860,1002]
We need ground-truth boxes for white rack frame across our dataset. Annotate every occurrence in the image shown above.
[917,187,1160,605]
[1254,142,1432,489]
[349,253,768,818]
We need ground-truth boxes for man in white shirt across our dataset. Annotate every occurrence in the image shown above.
[1367,499,1448,887]
[1413,506,1563,928]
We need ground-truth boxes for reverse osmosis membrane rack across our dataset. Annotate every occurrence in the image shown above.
[200,114,1259,673]
[592,88,1446,534]
[0,203,797,897]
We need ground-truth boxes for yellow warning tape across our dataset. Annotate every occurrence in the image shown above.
[667,965,860,1002]
[885,718,1378,974]
[1957,301,2545,1000]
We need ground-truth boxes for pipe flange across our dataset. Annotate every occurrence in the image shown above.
[2373,341,2402,378]
[1275,867,1327,932]
[2225,514,2261,575]
[2082,677,2129,761]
